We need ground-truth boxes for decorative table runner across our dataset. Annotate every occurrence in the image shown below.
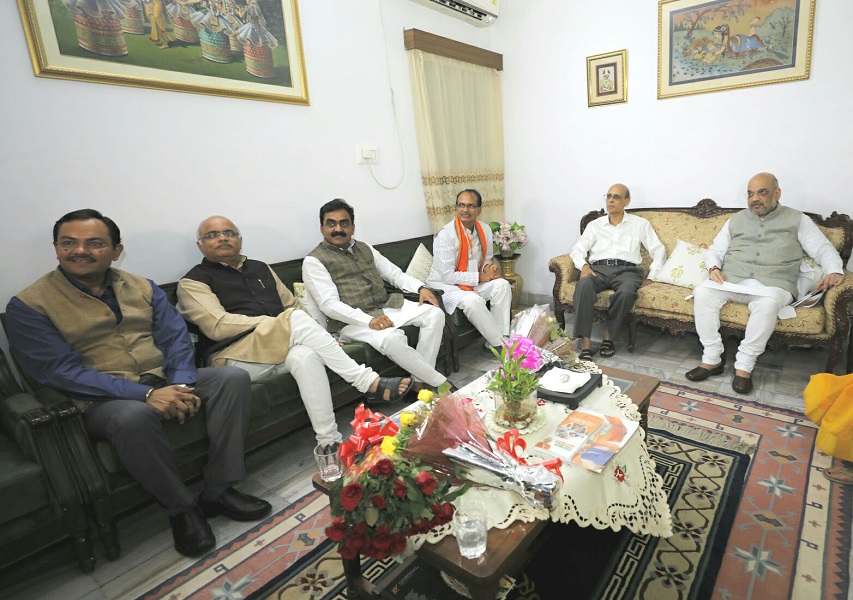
[411,369,673,552]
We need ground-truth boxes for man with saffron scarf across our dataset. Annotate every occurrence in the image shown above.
[303,199,453,394]
[427,189,511,350]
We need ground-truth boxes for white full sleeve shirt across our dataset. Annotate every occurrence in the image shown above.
[569,214,667,280]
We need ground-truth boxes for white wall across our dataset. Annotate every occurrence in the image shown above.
[0,0,496,308]
[1,0,850,315]
[497,0,853,297]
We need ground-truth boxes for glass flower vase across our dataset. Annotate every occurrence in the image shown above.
[494,390,538,429]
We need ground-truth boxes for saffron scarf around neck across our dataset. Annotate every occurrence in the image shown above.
[454,218,487,291]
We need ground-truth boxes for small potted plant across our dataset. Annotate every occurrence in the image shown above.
[487,337,541,428]
[490,221,528,258]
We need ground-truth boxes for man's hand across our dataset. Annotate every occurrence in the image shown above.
[816,272,844,291]
[640,278,652,288]
[709,268,724,284]
[418,287,440,307]
[369,315,395,330]
[579,264,597,278]
[146,385,201,425]
[479,262,500,283]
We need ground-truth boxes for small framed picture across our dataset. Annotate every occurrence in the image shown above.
[587,49,627,107]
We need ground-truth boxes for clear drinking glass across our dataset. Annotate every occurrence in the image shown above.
[313,444,342,482]
[453,502,488,559]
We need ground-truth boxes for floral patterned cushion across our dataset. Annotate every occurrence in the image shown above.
[651,239,709,289]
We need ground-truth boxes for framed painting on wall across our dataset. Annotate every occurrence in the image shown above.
[587,49,627,107]
[17,0,309,105]
[658,0,814,99]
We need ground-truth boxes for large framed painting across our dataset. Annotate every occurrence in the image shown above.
[587,49,627,107]
[17,0,309,105]
[658,0,814,99]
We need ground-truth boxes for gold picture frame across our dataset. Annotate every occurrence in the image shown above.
[658,0,814,100]
[587,49,627,107]
[17,0,309,105]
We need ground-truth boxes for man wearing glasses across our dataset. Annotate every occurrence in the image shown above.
[177,215,414,443]
[686,172,844,394]
[427,189,512,350]
[302,200,453,394]
[569,184,666,361]
[6,209,271,558]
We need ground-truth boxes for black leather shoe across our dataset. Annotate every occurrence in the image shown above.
[199,487,272,521]
[170,505,215,557]
[732,375,753,394]
[685,359,726,381]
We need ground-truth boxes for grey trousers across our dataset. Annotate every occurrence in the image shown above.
[84,366,252,512]
[572,265,644,339]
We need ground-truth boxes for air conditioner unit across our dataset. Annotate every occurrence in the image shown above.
[408,0,500,27]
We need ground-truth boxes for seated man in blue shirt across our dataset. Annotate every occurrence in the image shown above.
[5,209,271,558]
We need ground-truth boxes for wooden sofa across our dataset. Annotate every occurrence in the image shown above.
[0,234,485,575]
[549,199,853,373]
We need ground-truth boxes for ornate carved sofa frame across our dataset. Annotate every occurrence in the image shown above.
[549,199,853,373]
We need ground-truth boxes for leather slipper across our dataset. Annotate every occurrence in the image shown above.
[824,466,853,485]
[599,340,616,358]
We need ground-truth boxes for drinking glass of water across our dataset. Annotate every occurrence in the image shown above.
[313,443,342,482]
[453,501,488,559]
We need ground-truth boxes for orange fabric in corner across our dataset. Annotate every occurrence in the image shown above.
[803,372,853,462]
[454,218,488,292]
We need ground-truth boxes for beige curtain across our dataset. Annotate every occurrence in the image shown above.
[408,49,505,232]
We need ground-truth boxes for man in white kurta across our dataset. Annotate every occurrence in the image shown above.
[302,199,451,392]
[426,189,511,348]
[686,173,844,394]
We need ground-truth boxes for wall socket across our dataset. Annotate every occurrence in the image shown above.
[356,146,379,165]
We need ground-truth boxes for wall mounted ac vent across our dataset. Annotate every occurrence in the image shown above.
[408,0,500,27]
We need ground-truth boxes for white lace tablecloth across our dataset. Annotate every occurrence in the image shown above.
[410,367,673,552]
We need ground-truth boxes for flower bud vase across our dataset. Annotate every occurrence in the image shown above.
[494,390,538,429]
[494,254,523,311]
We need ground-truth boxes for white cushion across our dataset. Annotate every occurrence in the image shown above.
[652,239,709,289]
[293,282,328,328]
[405,243,433,283]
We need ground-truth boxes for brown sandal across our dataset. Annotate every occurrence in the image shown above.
[824,466,853,485]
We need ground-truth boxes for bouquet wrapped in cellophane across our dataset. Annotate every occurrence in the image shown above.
[511,304,578,365]
[399,393,562,511]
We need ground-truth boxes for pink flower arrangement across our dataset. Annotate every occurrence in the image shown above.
[490,220,528,256]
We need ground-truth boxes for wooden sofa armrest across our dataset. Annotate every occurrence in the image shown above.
[548,254,579,284]
[822,270,853,337]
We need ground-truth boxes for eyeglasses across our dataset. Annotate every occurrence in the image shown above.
[199,230,241,240]
[324,219,352,229]
[54,239,110,251]
[746,188,775,199]
[603,194,627,201]
[456,203,479,210]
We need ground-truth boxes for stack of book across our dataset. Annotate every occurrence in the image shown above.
[534,409,639,473]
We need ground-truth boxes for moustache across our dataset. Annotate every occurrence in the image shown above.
[331,232,347,237]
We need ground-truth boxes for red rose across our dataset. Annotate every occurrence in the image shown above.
[430,502,454,525]
[415,471,437,495]
[352,521,368,536]
[325,516,349,542]
[393,477,408,499]
[339,542,358,560]
[371,524,394,551]
[340,482,364,511]
[390,532,407,554]
[370,494,387,510]
[370,457,395,479]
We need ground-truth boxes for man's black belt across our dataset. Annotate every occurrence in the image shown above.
[590,259,637,267]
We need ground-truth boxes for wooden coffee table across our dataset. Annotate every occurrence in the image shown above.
[314,367,659,599]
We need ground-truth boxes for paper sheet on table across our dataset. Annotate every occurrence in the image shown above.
[695,280,797,319]
[539,368,591,393]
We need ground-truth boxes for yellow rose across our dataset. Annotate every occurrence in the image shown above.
[399,412,415,427]
[417,389,435,402]
[380,436,398,456]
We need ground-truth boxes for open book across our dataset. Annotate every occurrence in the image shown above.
[534,409,639,473]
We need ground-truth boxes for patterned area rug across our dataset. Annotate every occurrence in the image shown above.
[138,383,851,600]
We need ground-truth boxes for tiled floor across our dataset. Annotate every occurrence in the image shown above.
[3,320,848,599]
